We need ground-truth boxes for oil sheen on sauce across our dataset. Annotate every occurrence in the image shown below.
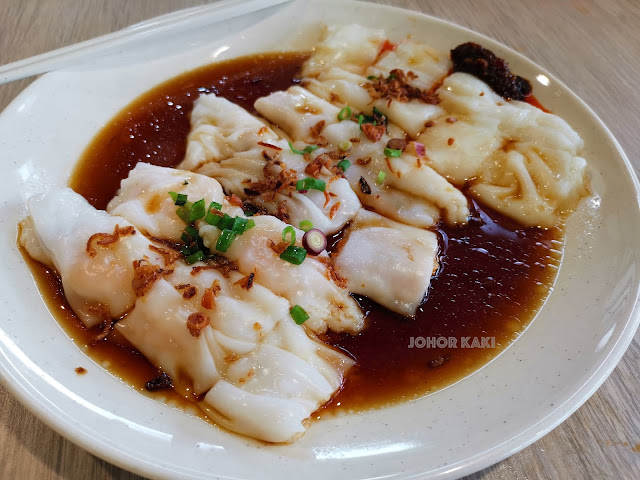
[24,52,562,420]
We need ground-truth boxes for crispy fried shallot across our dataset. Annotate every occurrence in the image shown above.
[187,312,210,337]
[86,225,136,257]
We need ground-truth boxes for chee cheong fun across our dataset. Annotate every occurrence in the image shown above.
[19,24,590,443]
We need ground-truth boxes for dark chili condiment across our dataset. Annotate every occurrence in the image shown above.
[22,51,561,419]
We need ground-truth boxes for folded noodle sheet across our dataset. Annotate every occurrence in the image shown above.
[21,186,354,443]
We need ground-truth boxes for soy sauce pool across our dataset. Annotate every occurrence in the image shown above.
[320,200,560,414]
[28,52,561,417]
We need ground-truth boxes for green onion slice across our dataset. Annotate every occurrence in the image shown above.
[288,141,319,155]
[174,194,256,261]
[282,225,296,246]
[367,75,378,80]
[189,198,206,223]
[337,106,352,121]
[279,245,307,265]
[204,211,221,226]
[169,191,188,206]
[299,220,313,232]
[176,194,188,206]
[337,159,351,172]
[176,204,192,223]
[215,229,236,252]
[231,216,249,234]
[169,192,188,206]
[338,140,352,151]
[181,225,200,244]
[290,305,310,325]
[203,201,223,225]
[384,147,402,157]
[357,112,379,129]
[376,170,387,185]
[296,177,326,192]
[218,214,234,231]
[185,250,205,265]
[372,106,387,126]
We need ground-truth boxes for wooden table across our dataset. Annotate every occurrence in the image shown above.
[0,1,638,478]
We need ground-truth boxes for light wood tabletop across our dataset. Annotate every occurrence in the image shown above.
[1,0,639,478]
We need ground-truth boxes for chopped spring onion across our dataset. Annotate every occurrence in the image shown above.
[337,159,351,172]
[204,208,222,226]
[357,113,377,128]
[367,75,378,80]
[215,229,236,252]
[299,220,313,232]
[290,305,309,325]
[169,191,188,206]
[176,204,192,223]
[376,170,387,185]
[185,250,205,265]
[231,216,249,234]
[171,192,255,260]
[181,225,200,244]
[373,106,385,118]
[384,147,402,158]
[179,244,193,257]
[296,177,326,192]
[372,106,387,126]
[338,140,352,151]
[218,213,235,231]
[288,141,319,155]
[282,225,296,246]
[302,229,327,256]
[337,106,352,121]
[189,198,206,223]
[279,245,307,265]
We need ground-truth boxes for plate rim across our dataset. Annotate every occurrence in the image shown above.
[1,1,639,479]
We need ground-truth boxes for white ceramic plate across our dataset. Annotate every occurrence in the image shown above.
[1,1,639,479]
